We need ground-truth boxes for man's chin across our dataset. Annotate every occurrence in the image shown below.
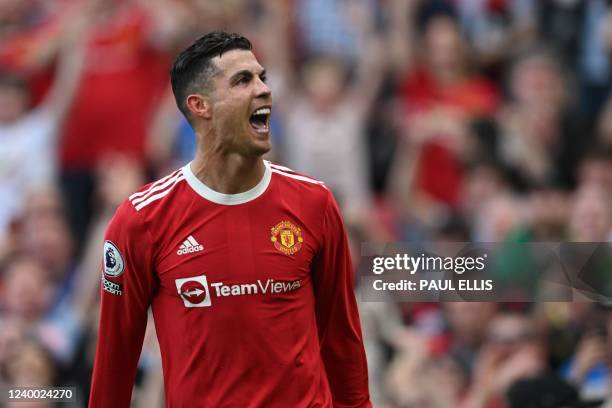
[247,128,271,154]
[237,138,271,158]
[250,140,272,156]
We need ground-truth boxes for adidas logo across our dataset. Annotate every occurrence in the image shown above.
[177,235,204,255]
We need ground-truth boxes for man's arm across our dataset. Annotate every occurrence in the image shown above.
[22,3,88,123]
[89,202,157,407]
[40,38,85,125]
[312,192,371,407]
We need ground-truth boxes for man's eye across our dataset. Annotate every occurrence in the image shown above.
[260,75,266,83]
[239,76,250,84]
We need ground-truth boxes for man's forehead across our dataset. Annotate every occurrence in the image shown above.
[211,49,263,76]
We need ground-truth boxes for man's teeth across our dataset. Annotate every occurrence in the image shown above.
[253,107,271,116]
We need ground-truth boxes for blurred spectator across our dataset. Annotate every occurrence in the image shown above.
[147,94,197,176]
[460,161,510,230]
[2,337,57,387]
[18,191,74,282]
[535,0,612,120]
[262,0,382,229]
[441,302,498,374]
[496,49,588,190]
[0,255,81,364]
[569,183,612,242]
[577,0,612,122]
[294,0,378,61]
[454,0,538,73]
[55,0,184,248]
[506,374,585,408]
[359,298,409,406]
[512,186,570,241]
[1,257,55,325]
[386,331,465,407]
[390,12,499,230]
[460,311,546,408]
[472,194,524,241]
[599,96,612,144]
[0,20,84,247]
[537,0,585,63]
[562,308,612,402]
[576,146,612,192]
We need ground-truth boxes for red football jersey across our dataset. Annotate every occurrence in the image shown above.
[89,161,371,407]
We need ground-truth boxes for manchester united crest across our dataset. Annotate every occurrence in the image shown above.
[270,221,303,255]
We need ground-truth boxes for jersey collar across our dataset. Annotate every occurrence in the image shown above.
[182,160,272,205]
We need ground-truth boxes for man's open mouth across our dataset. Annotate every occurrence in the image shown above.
[249,107,271,133]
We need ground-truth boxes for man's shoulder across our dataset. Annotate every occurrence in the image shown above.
[110,167,188,226]
[267,161,328,195]
[126,167,187,212]
[267,161,333,211]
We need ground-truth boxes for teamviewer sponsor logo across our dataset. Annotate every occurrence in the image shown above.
[175,275,302,308]
[177,235,204,255]
[175,275,211,307]
[211,279,301,297]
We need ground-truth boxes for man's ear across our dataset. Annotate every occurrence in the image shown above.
[185,94,212,120]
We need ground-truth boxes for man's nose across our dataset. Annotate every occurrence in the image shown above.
[254,77,271,99]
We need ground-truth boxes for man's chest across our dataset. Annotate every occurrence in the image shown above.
[151,205,320,308]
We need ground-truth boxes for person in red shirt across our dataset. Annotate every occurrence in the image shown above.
[389,11,499,225]
[89,31,371,408]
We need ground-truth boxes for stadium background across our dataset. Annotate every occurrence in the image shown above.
[0,0,611,406]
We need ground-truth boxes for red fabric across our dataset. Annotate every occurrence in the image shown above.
[416,142,463,206]
[399,68,499,206]
[59,6,169,169]
[90,165,371,407]
[0,17,62,72]
[0,14,60,105]
[428,332,452,357]
[487,0,508,13]
[400,69,499,118]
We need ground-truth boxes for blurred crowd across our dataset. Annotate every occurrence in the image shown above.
[0,0,611,407]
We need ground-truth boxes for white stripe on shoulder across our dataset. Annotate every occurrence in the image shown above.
[270,168,326,187]
[266,162,297,173]
[134,175,185,211]
[131,171,184,205]
[129,170,181,201]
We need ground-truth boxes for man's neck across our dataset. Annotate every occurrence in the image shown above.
[190,152,265,195]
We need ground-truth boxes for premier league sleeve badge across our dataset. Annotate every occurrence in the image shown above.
[104,240,125,277]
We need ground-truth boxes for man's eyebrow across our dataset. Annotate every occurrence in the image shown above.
[229,70,251,81]
[229,68,266,82]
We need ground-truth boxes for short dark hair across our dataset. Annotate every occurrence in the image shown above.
[170,31,252,121]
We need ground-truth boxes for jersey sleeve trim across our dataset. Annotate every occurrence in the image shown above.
[267,162,327,189]
[128,170,185,212]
